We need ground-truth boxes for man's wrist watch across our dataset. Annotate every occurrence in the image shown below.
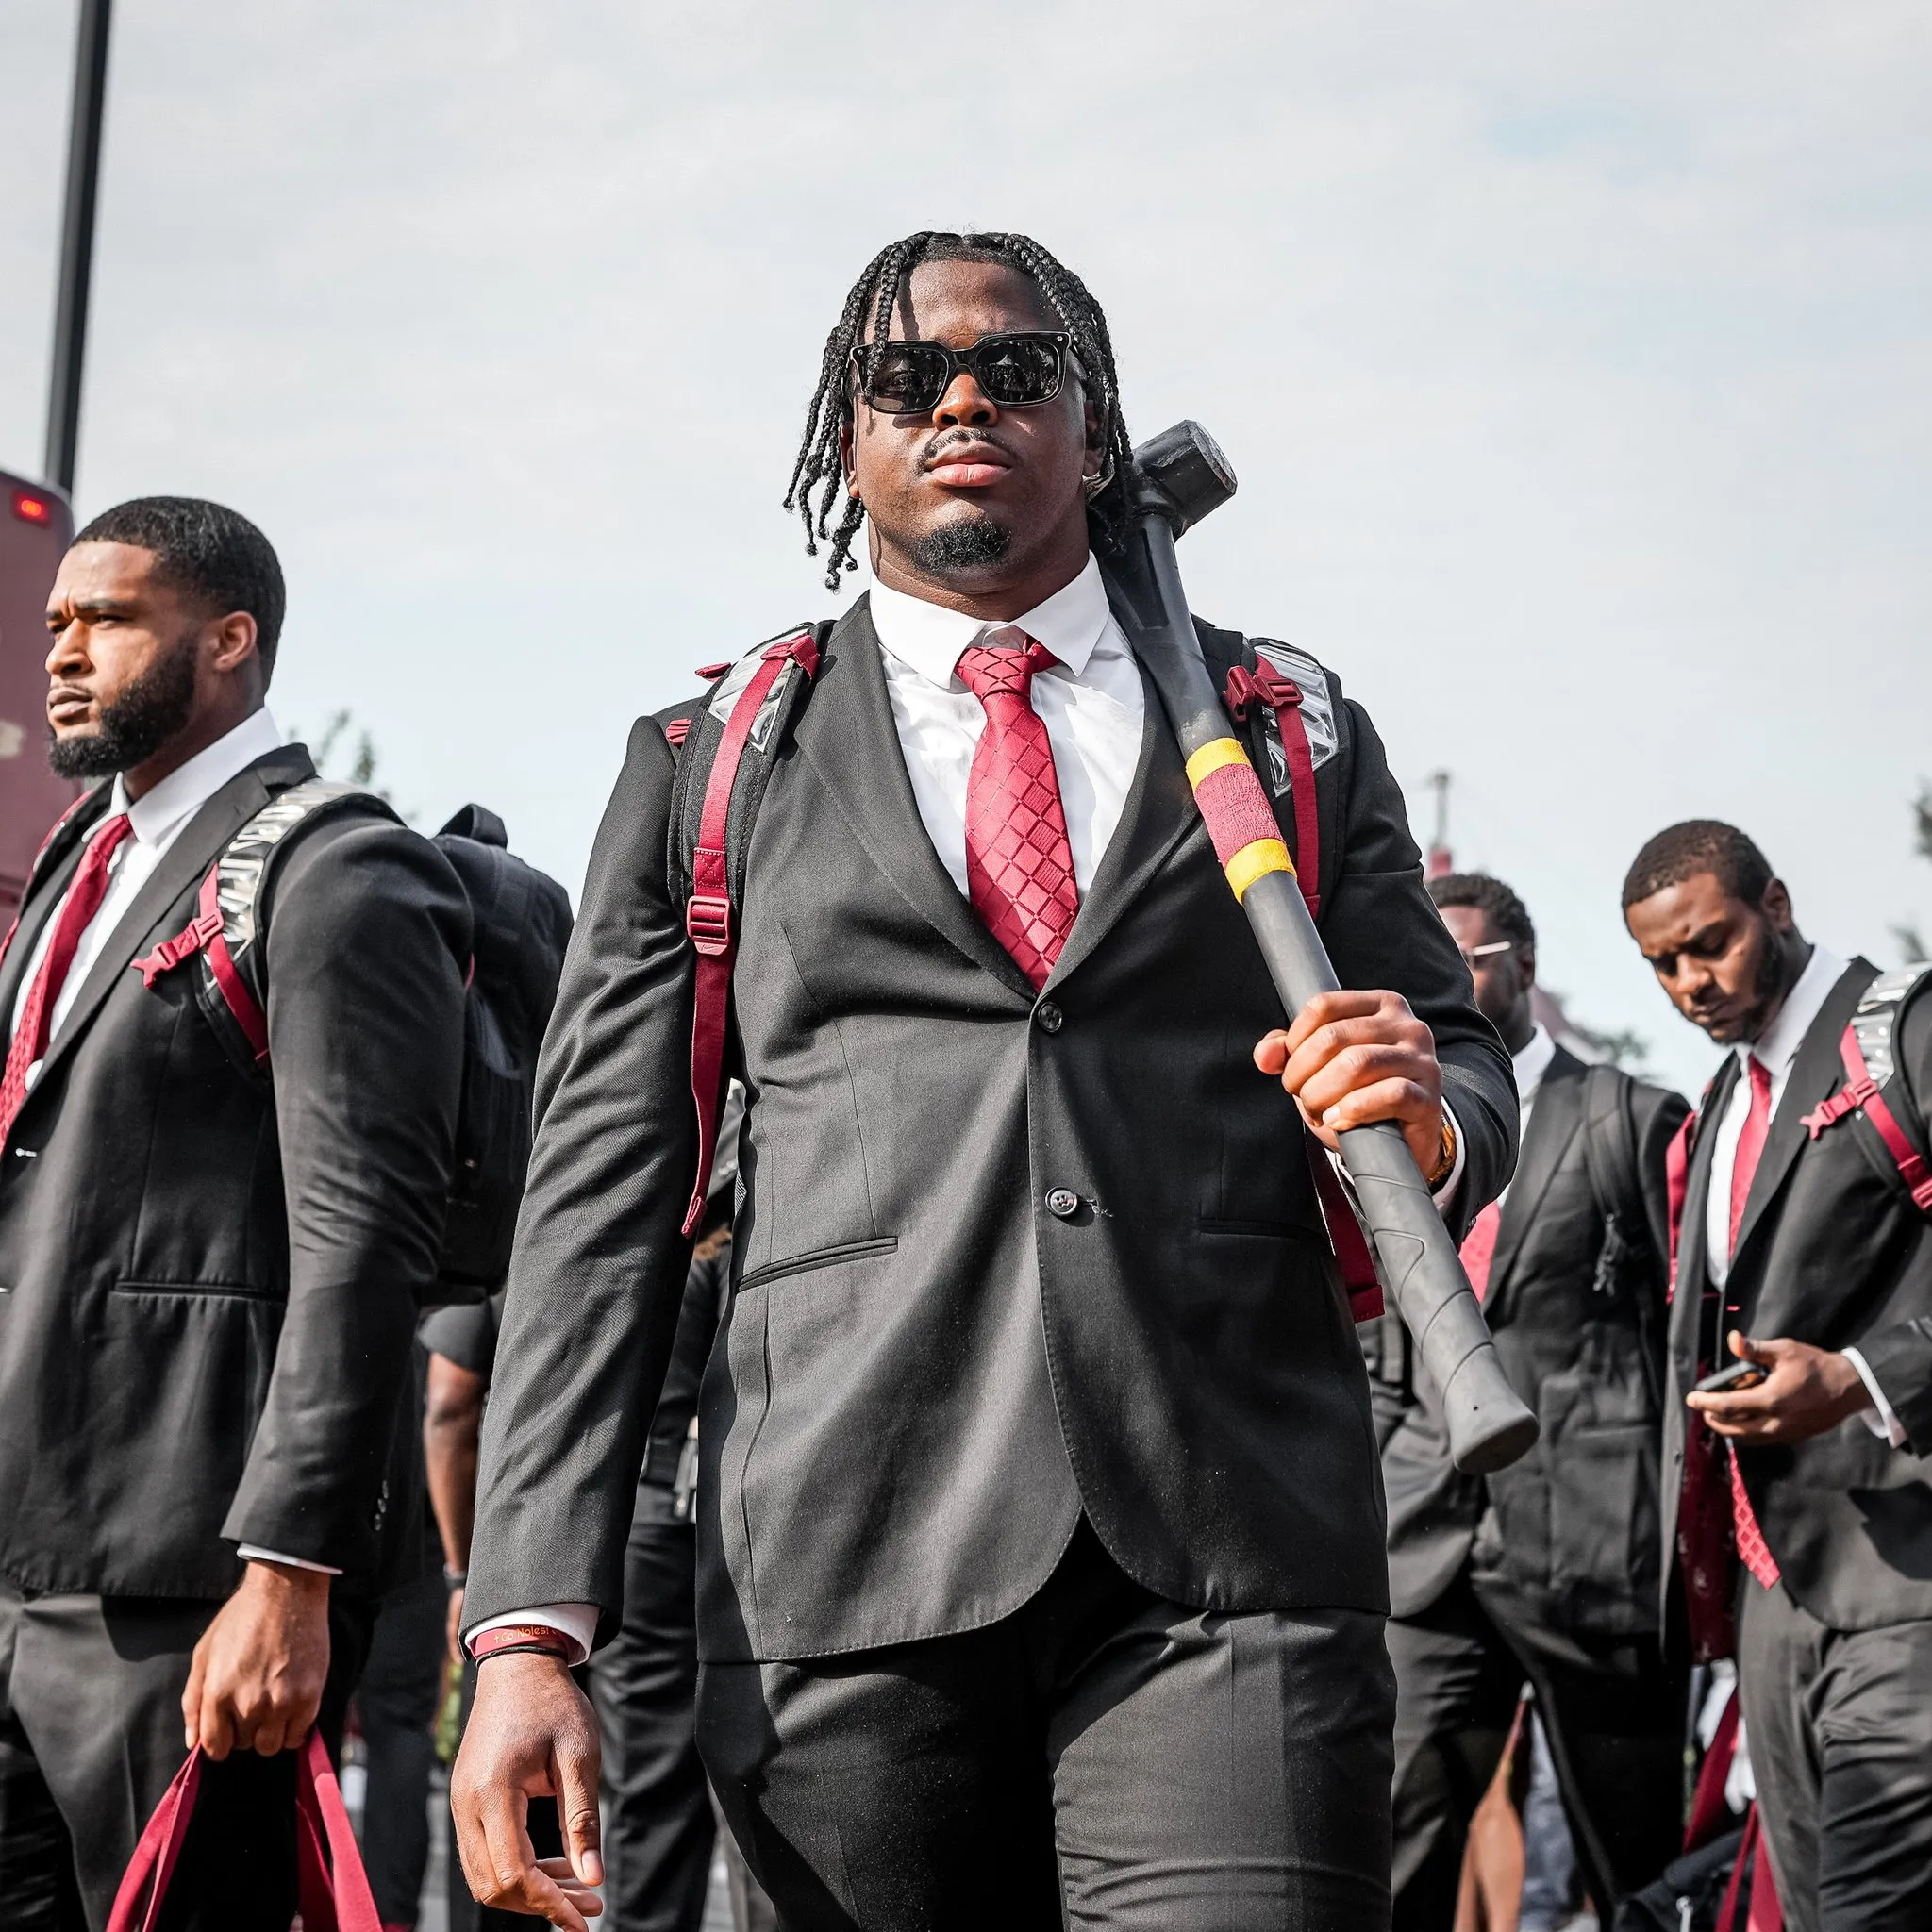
[1424,1113,1457,1189]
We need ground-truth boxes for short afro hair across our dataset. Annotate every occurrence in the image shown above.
[1622,820,1773,912]
[1428,872,1535,950]
[73,496,286,683]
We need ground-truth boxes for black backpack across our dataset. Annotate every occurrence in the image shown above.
[136,783,573,1302]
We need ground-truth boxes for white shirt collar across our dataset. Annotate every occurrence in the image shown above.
[864,554,1112,688]
[1740,941,1847,1080]
[109,708,284,853]
[1512,1021,1557,1108]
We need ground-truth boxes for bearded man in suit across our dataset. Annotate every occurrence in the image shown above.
[1625,820,1932,1932]
[0,497,468,1928]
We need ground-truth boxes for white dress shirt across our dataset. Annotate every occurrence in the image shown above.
[868,553,1145,898]
[4,708,342,1569]
[1700,943,1903,1446]
[1499,1023,1557,1207]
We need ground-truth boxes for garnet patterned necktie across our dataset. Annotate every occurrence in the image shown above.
[956,630,1079,990]
[0,811,134,1146]
[1726,1054,1781,1589]
[1458,1200,1503,1302]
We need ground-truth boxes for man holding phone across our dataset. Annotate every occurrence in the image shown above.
[1623,820,1932,1932]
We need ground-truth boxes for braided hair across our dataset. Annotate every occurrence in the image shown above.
[783,231,1134,591]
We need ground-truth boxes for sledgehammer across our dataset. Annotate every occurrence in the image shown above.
[1104,422,1539,1477]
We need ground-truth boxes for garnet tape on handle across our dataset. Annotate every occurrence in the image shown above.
[1182,737,1296,903]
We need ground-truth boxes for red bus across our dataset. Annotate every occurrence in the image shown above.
[1,469,79,912]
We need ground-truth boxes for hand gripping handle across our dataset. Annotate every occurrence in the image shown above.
[1104,429,1538,1476]
[1243,865,1538,1474]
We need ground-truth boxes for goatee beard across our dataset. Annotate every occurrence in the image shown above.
[911,515,1011,577]
[47,643,197,780]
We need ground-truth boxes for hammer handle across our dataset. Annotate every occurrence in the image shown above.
[1105,518,1538,1476]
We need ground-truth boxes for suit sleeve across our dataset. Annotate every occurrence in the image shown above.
[222,816,471,1571]
[1318,689,1517,1241]
[463,721,700,1646]
[1843,983,1932,1450]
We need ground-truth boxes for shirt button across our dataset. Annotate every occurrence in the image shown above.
[1045,1188,1080,1220]
[1035,1001,1064,1034]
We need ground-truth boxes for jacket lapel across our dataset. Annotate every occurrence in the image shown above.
[1670,1057,1731,1343]
[1045,664,1199,991]
[0,791,112,1027]
[795,601,1035,999]
[1483,1047,1586,1321]
[1731,958,1877,1269]
[28,745,315,1094]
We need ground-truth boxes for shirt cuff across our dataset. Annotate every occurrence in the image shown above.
[1324,1103,1466,1213]
[1840,1348,1910,1448]
[466,1603,598,1665]
[237,1545,344,1576]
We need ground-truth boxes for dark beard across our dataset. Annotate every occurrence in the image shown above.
[47,643,197,779]
[911,515,1011,577]
[1736,923,1794,1040]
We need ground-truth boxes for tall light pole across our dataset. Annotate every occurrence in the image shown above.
[44,0,114,496]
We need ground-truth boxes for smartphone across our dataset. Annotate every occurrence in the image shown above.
[1694,1359,1768,1396]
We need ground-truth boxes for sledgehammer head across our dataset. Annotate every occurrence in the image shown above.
[1129,422,1237,536]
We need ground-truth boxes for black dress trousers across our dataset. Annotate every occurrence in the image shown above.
[589,1480,716,1932]
[698,1518,1394,1932]
[355,1542,449,1925]
[1737,1574,1932,1932]
[1386,1575,1687,1931]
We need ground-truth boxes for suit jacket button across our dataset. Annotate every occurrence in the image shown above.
[1035,1000,1064,1034]
[1045,1187,1080,1219]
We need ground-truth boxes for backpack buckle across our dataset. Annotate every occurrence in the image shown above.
[686,892,733,958]
[134,908,223,990]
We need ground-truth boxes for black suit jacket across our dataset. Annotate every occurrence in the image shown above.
[1662,958,1932,1634]
[0,743,470,1598]
[1373,1048,1687,1633]
[465,602,1517,1659]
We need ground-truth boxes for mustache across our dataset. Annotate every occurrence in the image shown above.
[922,427,1017,469]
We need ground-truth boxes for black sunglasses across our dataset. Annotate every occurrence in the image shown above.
[849,331,1072,415]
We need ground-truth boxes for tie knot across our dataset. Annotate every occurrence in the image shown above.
[84,811,134,865]
[956,630,1056,707]
[1747,1054,1774,1102]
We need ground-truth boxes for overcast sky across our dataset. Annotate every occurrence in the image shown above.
[4,1,1928,1094]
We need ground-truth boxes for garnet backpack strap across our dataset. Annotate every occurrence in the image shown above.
[1223,654,1323,917]
[1306,1143,1384,1321]
[1665,1078,1718,1301]
[670,625,824,1235]
[1800,965,1932,1217]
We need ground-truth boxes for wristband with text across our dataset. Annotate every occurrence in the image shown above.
[470,1623,576,1664]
